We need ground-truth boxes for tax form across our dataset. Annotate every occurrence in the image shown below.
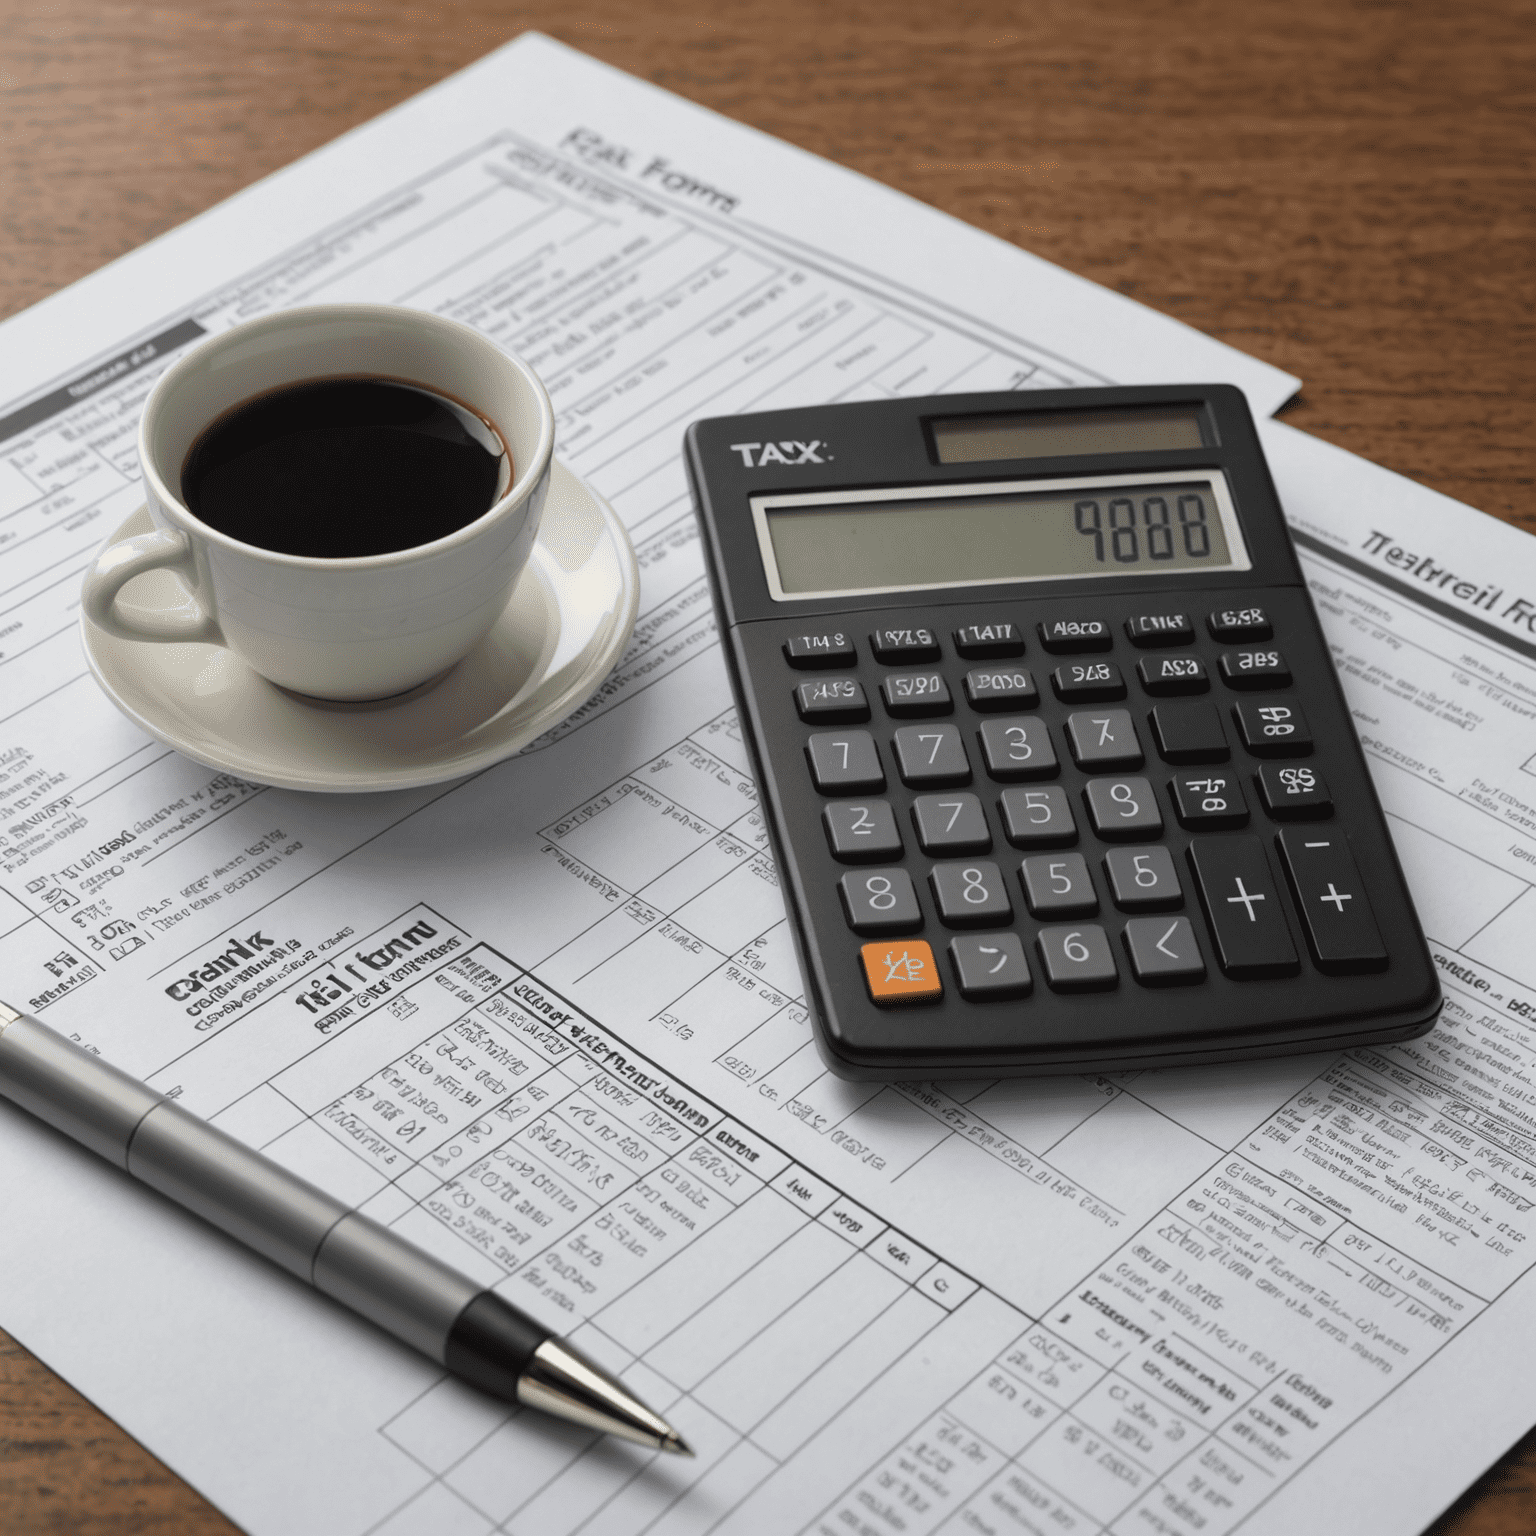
[2,30,1535,1536]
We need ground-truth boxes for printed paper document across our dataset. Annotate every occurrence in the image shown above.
[2,33,1535,1536]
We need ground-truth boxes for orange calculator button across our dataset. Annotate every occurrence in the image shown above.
[860,941,943,1004]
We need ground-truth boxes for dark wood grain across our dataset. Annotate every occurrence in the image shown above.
[0,0,1532,1530]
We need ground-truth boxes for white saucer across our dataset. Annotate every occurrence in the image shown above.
[81,462,639,793]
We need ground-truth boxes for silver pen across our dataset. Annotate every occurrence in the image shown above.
[0,1001,691,1456]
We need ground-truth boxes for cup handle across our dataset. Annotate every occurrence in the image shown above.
[82,528,223,645]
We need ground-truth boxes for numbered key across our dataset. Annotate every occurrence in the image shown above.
[861,940,943,1004]
[881,670,953,718]
[911,793,992,855]
[1065,710,1144,770]
[1052,661,1126,702]
[785,631,855,668]
[807,731,884,794]
[954,621,1025,658]
[823,801,903,862]
[1220,649,1292,690]
[931,861,1013,927]
[1169,771,1250,829]
[1207,606,1272,642]
[839,868,923,934]
[1256,764,1333,820]
[1150,701,1230,764]
[1020,853,1098,917]
[949,933,1032,999]
[795,677,870,722]
[979,717,1059,781]
[1276,830,1387,973]
[1084,776,1163,840]
[1038,618,1112,653]
[1103,846,1183,911]
[1233,700,1313,757]
[1137,655,1209,696]
[893,724,972,786]
[871,626,940,663]
[964,668,1038,712]
[1037,925,1118,991]
[998,785,1078,848]
[1187,837,1300,978]
[1123,917,1206,986]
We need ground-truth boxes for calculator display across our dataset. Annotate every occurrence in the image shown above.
[758,474,1244,600]
[931,404,1209,463]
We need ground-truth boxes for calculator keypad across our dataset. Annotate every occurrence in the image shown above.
[768,587,1403,1045]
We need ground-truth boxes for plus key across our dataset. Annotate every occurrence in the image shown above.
[1275,829,1388,973]
[1187,836,1300,978]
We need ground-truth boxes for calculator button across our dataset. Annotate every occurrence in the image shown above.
[861,941,943,1004]
[840,869,923,934]
[1020,853,1098,917]
[1037,925,1118,991]
[948,934,1032,999]
[1207,606,1272,642]
[823,801,903,862]
[1150,702,1230,764]
[1169,772,1250,830]
[807,731,885,794]
[954,621,1025,658]
[1137,655,1209,696]
[1256,764,1333,820]
[998,786,1078,848]
[1065,710,1143,770]
[1123,917,1206,986]
[1103,846,1183,911]
[979,717,1059,781]
[1219,649,1292,690]
[1275,829,1388,974]
[795,677,870,723]
[1126,613,1195,647]
[871,626,940,663]
[893,724,972,786]
[911,794,992,854]
[1052,661,1126,702]
[964,667,1039,712]
[785,632,856,668]
[1232,701,1313,757]
[881,671,953,718]
[1038,619,1112,653]
[1187,837,1300,978]
[1084,777,1163,840]
[930,861,1014,927]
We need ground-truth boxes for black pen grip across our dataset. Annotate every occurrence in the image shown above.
[444,1291,554,1402]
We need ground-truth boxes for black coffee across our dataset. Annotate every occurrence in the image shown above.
[181,376,510,559]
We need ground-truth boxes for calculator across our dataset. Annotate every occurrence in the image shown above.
[684,385,1441,1079]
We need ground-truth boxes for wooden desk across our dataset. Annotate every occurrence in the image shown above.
[0,1,1531,1529]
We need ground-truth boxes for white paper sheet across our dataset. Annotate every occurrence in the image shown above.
[2,32,1534,1536]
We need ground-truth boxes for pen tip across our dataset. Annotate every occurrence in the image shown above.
[661,1430,695,1457]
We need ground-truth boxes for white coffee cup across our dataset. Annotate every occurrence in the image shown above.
[82,303,555,702]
